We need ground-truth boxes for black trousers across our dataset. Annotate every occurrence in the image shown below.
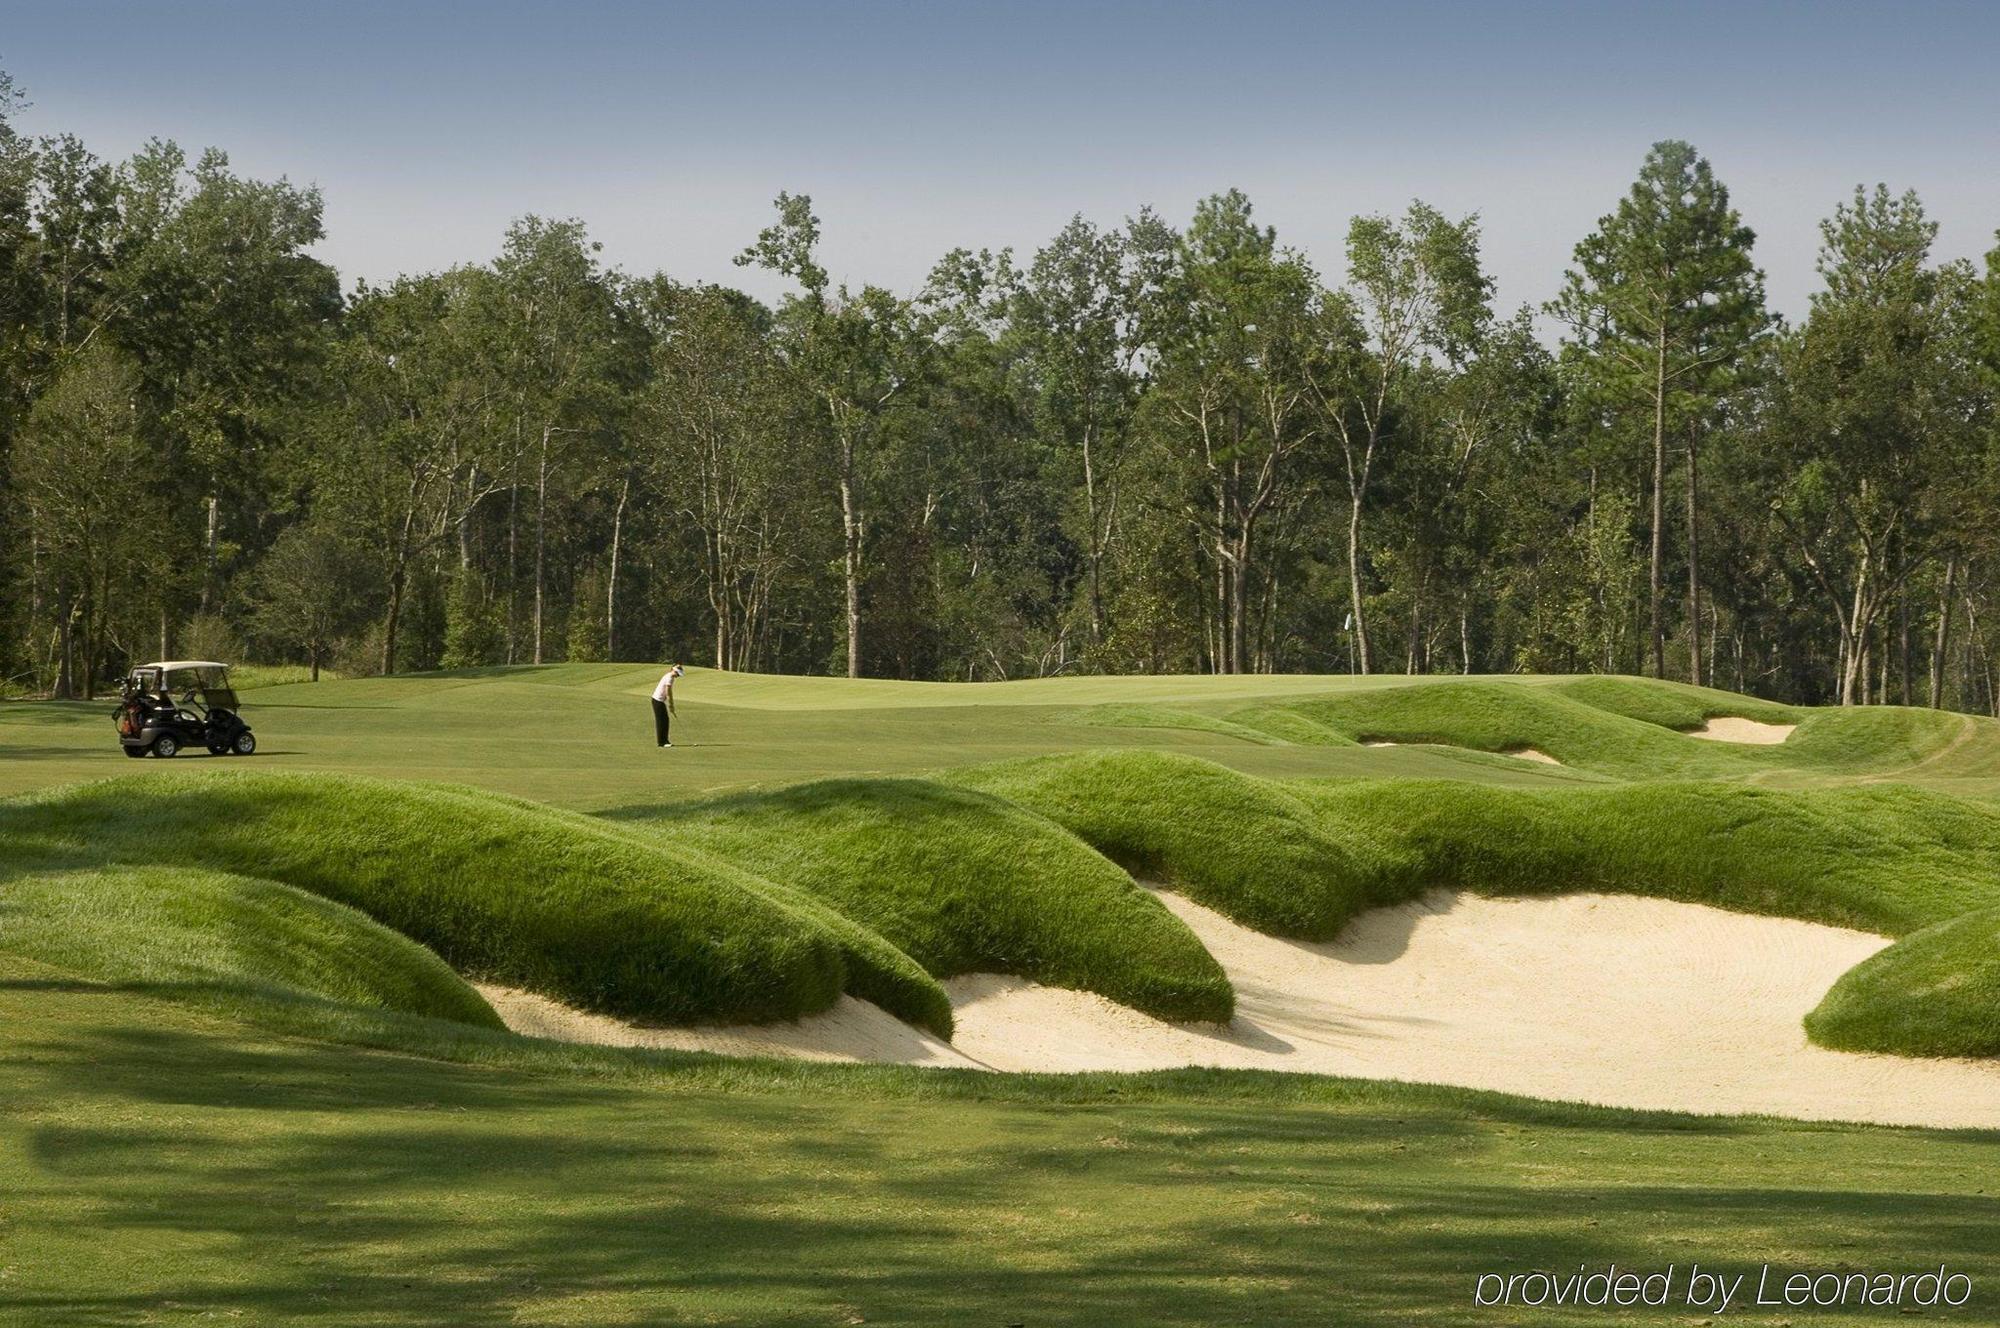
[651,698,671,745]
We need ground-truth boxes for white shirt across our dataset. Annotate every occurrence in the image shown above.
[652,670,679,702]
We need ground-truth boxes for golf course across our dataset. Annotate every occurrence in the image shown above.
[4,665,1999,1325]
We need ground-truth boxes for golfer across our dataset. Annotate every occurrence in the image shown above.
[651,664,683,747]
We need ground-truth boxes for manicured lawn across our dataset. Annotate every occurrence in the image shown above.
[4,968,1996,1327]
[0,667,1660,805]
[6,665,2000,1323]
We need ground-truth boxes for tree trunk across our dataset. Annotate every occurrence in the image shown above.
[1684,429,1701,687]
[1347,492,1371,674]
[381,566,405,677]
[838,440,862,679]
[1930,558,1955,709]
[1648,328,1667,679]
[53,601,75,700]
[504,430,520,665]
[1081,426,1105,645]
[606,472,629,660]
[1226,539,1249,676]
[203,495,221,615]
[532,425,550,665]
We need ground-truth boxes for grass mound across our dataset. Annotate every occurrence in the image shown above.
[1545,675,1799,729]
[952,749,2000,1056]
[0,864,502,1028]
[1305,778,2000,935]
[1806,907,2000,1058]
[1235,679,1746,777]
[619,778,1232,1022]
[0,771,948,1032]
[956,750,1378,940]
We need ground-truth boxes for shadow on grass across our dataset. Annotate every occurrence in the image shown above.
[8,997,2000,1326]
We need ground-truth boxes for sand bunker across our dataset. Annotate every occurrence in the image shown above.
[944,892,2000,1128]
[476,985,982,1069]
[1687,716,1796,744]
[1363,740,1562,766]
[479,891,2000,1129]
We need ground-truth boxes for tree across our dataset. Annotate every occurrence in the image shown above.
[1128,192,1336,674]
[112,145,341,619]
[1550,142,1769,681]
[1765,187,1985,705]
[1012,216,1136,650]
[9,344,157,697]
[1321,201,1490,673]
[248,520,368,680]
[738,193,920,678]
[632,279,797,670]
[490,216,620,664]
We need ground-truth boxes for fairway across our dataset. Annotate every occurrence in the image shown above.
[0,666,1606,804]
[6,665,2000,1324]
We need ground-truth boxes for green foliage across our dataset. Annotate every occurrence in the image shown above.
[441,574,505,668]
[565,571,607,662]
[247,520,371,678]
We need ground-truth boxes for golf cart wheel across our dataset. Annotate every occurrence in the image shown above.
[152,734,180,759]
[231,731,257,756]
[123,745,147,759]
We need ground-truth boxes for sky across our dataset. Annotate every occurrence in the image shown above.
[5,0,1999,326]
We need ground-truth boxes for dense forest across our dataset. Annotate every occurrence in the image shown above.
[4,67,1999,707]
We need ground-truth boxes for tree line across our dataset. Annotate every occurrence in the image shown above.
[4,69,1999,707]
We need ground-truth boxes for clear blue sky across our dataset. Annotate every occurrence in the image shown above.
[6,0,1998,322]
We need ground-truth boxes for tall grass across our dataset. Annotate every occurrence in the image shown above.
[0,771,947,1030]
[624,777,1232,1022]
[0,863,502,1027]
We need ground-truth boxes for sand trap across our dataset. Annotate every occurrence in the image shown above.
[475,985,982,1069]
[1687,716,1796,744]
[1363,740,1563,766]
[478,891,2000,1129]
[944,891,2000,1128]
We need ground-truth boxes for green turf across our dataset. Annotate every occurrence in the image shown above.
[0,863,501,1028]
[3,965,1996,1327]
[6,666,2000,1324]
[958,749,1379,938]
[0,770,948,1030]
[1808,906,2000,1058]
[620,777,1233,1022]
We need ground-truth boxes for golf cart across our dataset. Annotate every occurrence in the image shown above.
[114,660,257,759]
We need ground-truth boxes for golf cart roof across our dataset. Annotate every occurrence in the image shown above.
[135,661,231,673]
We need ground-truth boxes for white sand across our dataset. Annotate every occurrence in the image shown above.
[475,985,982,1069]
[945,891,2000,1128]
[1363,740,1563,766]
[477,890,2000,1129]
[1687,716,1796,744]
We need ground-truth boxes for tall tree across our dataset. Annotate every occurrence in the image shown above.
[738,193,919,678]
[1012,216,1136,650]
[1765,186,1984,704]
[1550,141,1768,681]
[633,279,796,670]
[1321,201,1490,674]
[490,217,619,664]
